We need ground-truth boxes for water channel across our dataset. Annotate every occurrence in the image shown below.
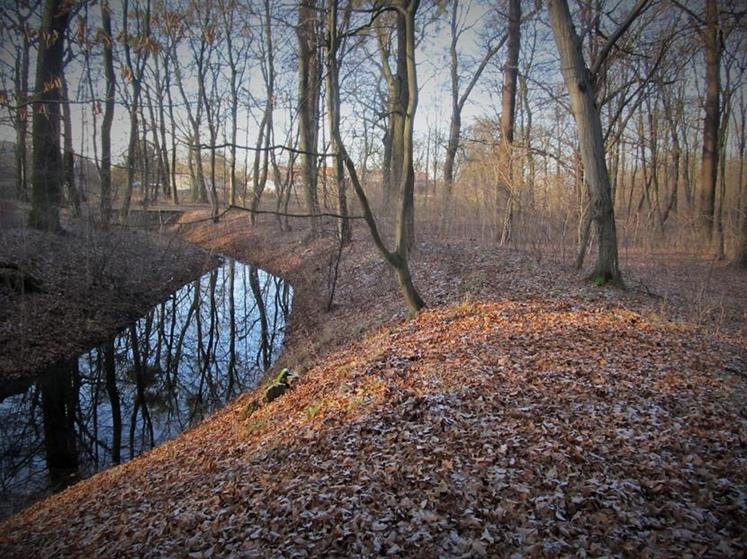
[0,259,292,519]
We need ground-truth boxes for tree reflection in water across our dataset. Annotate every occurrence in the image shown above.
[0,260,291,518]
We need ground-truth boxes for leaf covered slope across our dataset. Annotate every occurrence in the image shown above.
[2,295,745,557]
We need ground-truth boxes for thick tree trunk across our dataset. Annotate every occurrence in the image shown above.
[548,0,622,284]
[500,0,520,146]
[297,0,321,236]
[699,0,721,241]
[376,18,407,210]
[29,0,70,231]
[443,110,460,190]
[40,360,79,487]
[498,0,520,245]
[391,13,408,200]
[393,0,421,300]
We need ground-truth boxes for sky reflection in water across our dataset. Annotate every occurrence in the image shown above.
[0,259,292,518]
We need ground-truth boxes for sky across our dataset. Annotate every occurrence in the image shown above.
[0,0,533,175]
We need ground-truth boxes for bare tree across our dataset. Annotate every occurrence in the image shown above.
[443,0,507,193]
[498,0,520,245]
[218,0,250,208]
[297,0,322,236]
[330,0,425,315]
[1,1,38,202]
[119,0,153,222]
[698,0,722,241]
[547,0,650,284]
[28,0,71,231]
[100,0,116,227]
[249,0,276,225]
[325,0,351,243]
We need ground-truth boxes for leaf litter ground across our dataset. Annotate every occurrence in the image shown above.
[1,210,745,557]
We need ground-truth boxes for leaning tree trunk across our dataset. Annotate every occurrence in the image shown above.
[329,0,424,315]
[548,0,621,284]
[28,0,70,232]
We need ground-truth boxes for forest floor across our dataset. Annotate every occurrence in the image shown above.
[0,218,218,381]
[1,208,745,557]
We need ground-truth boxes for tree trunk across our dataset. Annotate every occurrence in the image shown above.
[443,1,461,192]
[61,75,80,216]
[500,0,520,146]
[29,0,70,231]
[40,360,79,487]
[164,53,178,205]
[739,176,747,266]
[699,0,721,241]
[736,90,747,267]
[498,0,520,245]
[325,0,351,244]
[376,18,407,210]
[329,0,424,315]
[548,0,622,284]
[153,57,170,201]
[119,0,152,222]
[14,36,30,202]
[297,0,322,236]
[100,0,116,228]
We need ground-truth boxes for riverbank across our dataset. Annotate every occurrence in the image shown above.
[1,208,745,557]
[0,222,218,381]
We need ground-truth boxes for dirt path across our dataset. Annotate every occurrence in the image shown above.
[1,210,745,557]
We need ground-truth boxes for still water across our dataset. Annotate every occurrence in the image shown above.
[0,259,292,519]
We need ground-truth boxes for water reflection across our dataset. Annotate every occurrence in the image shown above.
[0,260,291,519]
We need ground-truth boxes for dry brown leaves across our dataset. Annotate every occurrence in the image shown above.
[2,293,745,557]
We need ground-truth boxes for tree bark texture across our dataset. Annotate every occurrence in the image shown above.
[548,0,622,284]
[29,0,70,231]
[699,0,721,241]
[297,0,322,236]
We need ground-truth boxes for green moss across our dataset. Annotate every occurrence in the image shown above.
[593,274,608,287]
[245,417,268,434]
[242,399,260,419]
[304,401,323,420]
[274,368,291,385]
